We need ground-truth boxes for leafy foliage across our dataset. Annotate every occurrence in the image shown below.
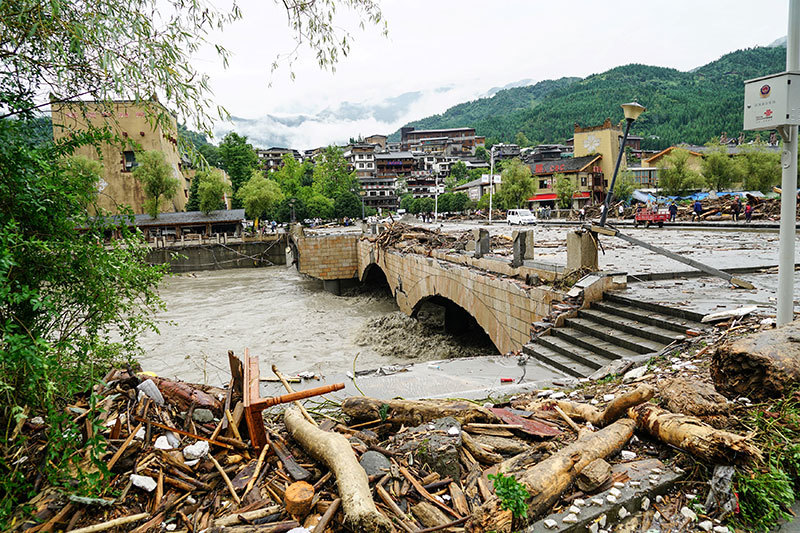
[613,171,636,203]
[738,143,781,193]
[450,161,468,180]
[333,191,362,219]
[392,47,786,150]
[554,174,575,208]
[498,158,535,209]
[702,142,742,191]
[219,133,259,207]
[488,472,530,519]
[237,171,285,220]
[657,148,706,196]
[197,169,231,214]
[133,151,180,218]
[410,197,435,215]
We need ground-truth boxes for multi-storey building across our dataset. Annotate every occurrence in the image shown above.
[365,134,387,150]
[51,100,191,215]
[370,151,418,210]
[257,147,302,171]
[399,127,485,156]
[527,155,603,209]
[343,143,377,179]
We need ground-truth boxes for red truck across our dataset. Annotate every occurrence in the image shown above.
[634,207,669,228]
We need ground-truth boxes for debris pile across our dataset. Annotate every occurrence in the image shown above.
[368,223,512,255]
[9,317,800,533]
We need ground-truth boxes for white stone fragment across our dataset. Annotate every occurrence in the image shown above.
[651,468,663,474]
[609,487,622,498]
[698,520,714,532]
[550,391,566,400]
[655,495,664,504]
[641,497,650,511]
[130,474,157,492]
[712,527,729,533]
[562,513,579,524]
[618,507,629,519]
[620,450,637,460]
[154,435,174,450]
[590,399,599,405]
[568,505,581,515]
[602,394,615,402]
[134,427,146,440]
[187,496,197,505]
[184,459,200,467]
[686,493,696,500]
[183,440,209,461]
[599,514,607,527]
[588,522,599,533]
[680,506,697,521]
[165,432,180,448]
[537,390,554,398]
[573,498,586,507]
[630,481,641,487]
[447,426,459,436]
[543,518,558,529]
[591,498,604,506]
[606,495,617,504]
[613,482,625,488]
[165,524,177,531]
[623,365,648,382]
[653,511,661,520]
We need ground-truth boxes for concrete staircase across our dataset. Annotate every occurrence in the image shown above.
[523,293,706,378]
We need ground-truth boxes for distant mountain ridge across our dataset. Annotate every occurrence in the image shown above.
[391,45,787,150]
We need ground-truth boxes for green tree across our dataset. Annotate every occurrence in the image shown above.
[450,161,468,180]
[198,144,222,168]
[185,172,202,212]
[198,169,231,214]
[658,148,707,196]
[400,193,415,212]
[219,132,258,207]
[554,174,575,208]
[451,192,469,212]
[237,171,285,220]
[437,193,454,213]
[272,155,312,197]
[411,197,435,214]
[313,146,358,199]
[515,131,531,147]
[443,174,457,191]
[306,193,334,219]
[498,158,536,208]
[477,192,506,211]
[737,143,781,193]
[333,191,362,219]
[613,171,636,203]
[474,145,489,162]
[63,155,104,208]
[702,142,741,191]
[133,150,180,218]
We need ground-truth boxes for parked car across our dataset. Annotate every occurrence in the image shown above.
[506,209,537,225]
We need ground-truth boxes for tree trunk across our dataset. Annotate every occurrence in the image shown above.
[548,384,654,427]
[468,419,635,532]
[628,404,761,465]
[342,397,497,426]
[283,407,394,533]
[148,376,222,414]
[711,321,800,401]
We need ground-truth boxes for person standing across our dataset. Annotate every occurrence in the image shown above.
[732,197,742,222]
[617,204,624,218]
[579,207,585,221]
[745,202,753,223]
[669,202,678,222]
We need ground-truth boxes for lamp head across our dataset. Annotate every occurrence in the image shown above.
[621,101,646,121]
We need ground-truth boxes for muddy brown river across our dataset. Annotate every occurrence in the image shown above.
[136,266,497,386]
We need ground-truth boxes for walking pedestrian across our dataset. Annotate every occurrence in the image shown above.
[745,202,753,223]
[617,204,624,218]
[579,207,585,222]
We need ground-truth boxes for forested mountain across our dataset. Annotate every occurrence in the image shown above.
[392,46,786,150]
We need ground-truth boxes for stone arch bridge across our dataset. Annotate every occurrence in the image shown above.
[290,230,618,354]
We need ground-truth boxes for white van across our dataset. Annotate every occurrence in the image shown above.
[507,209,537,225]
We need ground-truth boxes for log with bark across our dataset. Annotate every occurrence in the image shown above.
[342,397,498,426]
[628,404,761,465]
[545,384,654,427]
[468,419,635,532]
[283,407,394,533]
[711,320,800,401]
[147,376,223,414]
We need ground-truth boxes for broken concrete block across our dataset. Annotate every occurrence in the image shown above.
[130,474,157,492]
[680,506,697,521]
[562,513,578,524]
[396,417,462,480]
[698,520,713,532]
[577,458,612,492]
[618,506,629,519]
[543,518,558,529]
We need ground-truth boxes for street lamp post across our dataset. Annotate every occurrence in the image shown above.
[599,101,646,227]
[488,145,495,225]
[289,198,296,223]
[434,172,439,222]
[359,190,366,220]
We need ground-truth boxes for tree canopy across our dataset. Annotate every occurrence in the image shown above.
[133,151,180,218]
[218,133,259,206]
[197,169,231,214]
[498,158,536,209]
[237,171,285,220]
[554,174,575,208]
[657,148,706,196]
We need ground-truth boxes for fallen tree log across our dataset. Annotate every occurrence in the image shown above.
[342,397,497,426]
[547,384,654,427]
[711,320,800,401]
[628,404,761,465]
[284,407,394,533]
[468,419,635,532]
[147,376,223,414]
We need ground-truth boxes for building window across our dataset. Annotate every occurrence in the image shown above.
[123,150,138,172]
[581,177,587,187]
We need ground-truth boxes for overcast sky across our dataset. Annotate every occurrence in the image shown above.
[198,0,790,149]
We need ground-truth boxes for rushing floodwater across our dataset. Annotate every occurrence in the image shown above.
[137,266,496,386]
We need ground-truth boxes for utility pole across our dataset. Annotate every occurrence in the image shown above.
[777,0,800,325]
[488,145,495,225]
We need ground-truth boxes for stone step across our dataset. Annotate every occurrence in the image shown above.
[578,308,681,345]
[564,317,665,355]
[591,300,704,334]
[550,327,641,361]
[604,292,706,323]
[535,334,616,371]
[522,343,594,378]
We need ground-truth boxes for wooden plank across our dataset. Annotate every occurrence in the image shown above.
[488,408,562,437]
[242,348,268,451]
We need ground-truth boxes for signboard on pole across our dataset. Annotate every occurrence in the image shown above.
[743,72,800,131]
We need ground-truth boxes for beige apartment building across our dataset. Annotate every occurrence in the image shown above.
[52,100,190,215]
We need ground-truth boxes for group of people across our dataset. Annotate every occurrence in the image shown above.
[536,206,553,219]
[691,197,753,223]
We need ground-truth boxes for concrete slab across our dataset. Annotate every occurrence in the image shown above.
[525,458,684,533]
